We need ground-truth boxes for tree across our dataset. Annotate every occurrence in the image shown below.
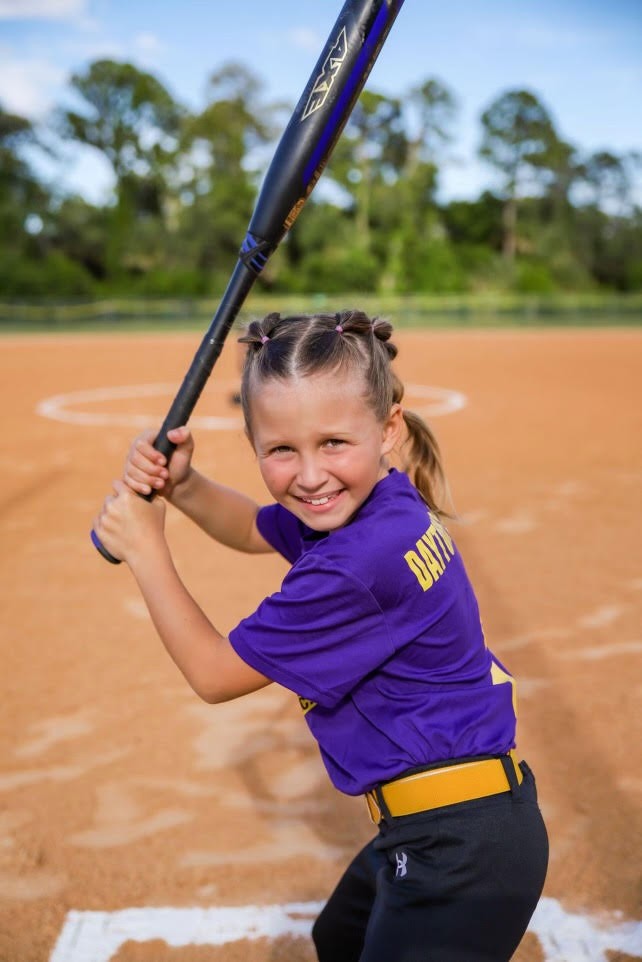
[174,62,278,285]
[328,90,406,246]
[0,105,45,237]
[573,151,642,290]
[479,89,558,261]
[407,77,458,169]
[61,60,183,185]
[383,78,459,292]
[441,192,504,284]
[538,137,582,216]
[0,104,61,294]
[58,60,184,279]
[47,196,111,281]
[580,150,640,215]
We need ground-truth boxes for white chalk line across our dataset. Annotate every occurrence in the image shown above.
[49,902,325,962]
[48,896,642,962]
[35,381,468,431]
[35,382,239,431]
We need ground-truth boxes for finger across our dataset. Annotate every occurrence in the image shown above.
[124,464,167,494]
[126,455,169,492]
[166,425,188,438]
[166,426,191,446]
[132,437,168,470]
[111,478,129,498]
[94,502,111,535]
[123,472,154,496]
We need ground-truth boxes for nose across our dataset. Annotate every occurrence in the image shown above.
[296,452,327,491]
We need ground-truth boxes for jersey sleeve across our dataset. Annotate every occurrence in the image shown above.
[228,554,394,707]
[256,503,304,564]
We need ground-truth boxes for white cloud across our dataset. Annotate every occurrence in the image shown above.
[287,27,323,54]
[0,0,87,20]
[0,51,65,117]
[135,32,163,55]
[133,31,165,68]
[67,38,126,63]
[473,19,604,53]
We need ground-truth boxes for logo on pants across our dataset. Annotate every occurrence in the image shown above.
[395,851,408,878]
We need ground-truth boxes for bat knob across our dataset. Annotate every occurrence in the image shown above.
[90,528,122,565]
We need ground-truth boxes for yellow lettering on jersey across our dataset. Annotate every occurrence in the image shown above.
[404,513,455,592]
[404,550,434,590]
[490,660,518,716]
[298,696,317,715]
[417,538,445,578]
[431,517,454,555]
[423,519,454,564]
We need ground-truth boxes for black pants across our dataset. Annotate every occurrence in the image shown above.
[312,762,548,962]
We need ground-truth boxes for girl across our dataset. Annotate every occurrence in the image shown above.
[94,309,548,961]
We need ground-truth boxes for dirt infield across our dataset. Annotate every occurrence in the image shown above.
[0,327,640,962]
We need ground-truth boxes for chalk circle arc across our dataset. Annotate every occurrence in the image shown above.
[36,381,467,430]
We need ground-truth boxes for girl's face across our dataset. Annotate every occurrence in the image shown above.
[249,368,402,532]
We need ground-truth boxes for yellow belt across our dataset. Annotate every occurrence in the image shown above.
[365,752,523,824]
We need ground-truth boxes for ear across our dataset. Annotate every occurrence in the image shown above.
[381,403,404,456]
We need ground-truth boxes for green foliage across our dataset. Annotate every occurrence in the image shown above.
[0,64,641,304]
[0,250,95,297]
[512,262,556,294]
[60,60,183,182]
[394,231,466,293]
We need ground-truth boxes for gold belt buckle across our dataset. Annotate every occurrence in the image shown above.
[365,791,382,824]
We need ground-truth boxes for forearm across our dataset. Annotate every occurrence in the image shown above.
[169,470,271,553]
[129,541,270,703]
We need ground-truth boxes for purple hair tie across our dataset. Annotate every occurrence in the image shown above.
[335,324,343,334]
[260,335,270,344]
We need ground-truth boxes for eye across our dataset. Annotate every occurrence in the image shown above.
[270,445,294,455]
[323,438,346,449]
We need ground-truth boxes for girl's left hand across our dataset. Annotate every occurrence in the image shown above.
[93,480,167,567]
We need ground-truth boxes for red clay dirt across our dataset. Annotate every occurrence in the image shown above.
[0,327,640,961]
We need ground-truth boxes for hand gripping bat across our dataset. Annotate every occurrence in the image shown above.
[92,0,405,563]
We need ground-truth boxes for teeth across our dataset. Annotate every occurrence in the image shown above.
[302,495,333,505]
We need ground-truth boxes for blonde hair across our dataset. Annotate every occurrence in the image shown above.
[238,309,449,515]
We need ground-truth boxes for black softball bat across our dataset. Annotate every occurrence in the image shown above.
[92,0,405,563]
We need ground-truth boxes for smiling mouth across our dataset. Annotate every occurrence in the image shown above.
[297,491,342,507]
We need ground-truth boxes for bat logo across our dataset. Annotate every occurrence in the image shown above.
[301,27,348,120]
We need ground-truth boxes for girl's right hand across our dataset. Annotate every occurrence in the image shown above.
[123,426,194,499]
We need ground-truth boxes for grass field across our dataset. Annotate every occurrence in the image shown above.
[1,292,641,334]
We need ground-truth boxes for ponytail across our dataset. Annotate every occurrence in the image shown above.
[391,371,450,517]
[402,410,450,516]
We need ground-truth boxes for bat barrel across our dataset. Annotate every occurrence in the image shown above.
[249,0,405,241]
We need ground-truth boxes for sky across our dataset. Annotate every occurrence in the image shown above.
[1,0,641,204]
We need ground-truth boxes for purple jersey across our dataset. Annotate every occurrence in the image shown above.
[229,469,517,796]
